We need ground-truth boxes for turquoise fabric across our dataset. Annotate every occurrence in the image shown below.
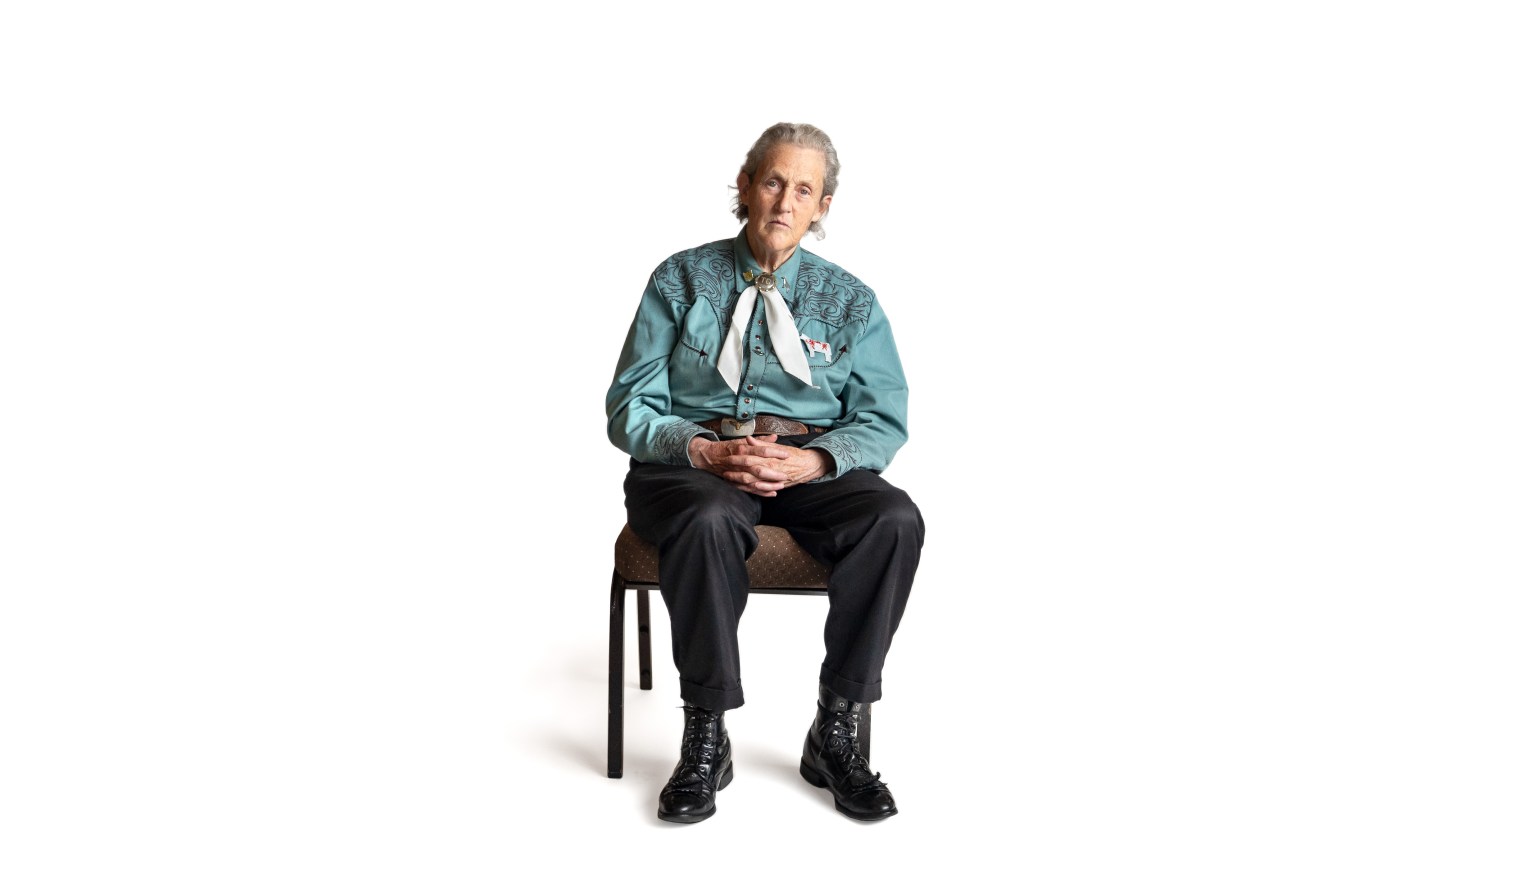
[606,230,909,480]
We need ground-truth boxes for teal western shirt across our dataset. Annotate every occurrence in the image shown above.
[606,230,910,479]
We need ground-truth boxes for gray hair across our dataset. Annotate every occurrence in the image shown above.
[731,122,841,240]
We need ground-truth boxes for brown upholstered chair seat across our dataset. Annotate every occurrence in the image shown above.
[613,523,831,589]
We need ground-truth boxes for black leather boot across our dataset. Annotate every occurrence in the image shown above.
[800,686,897,821]
[657,704,733,823]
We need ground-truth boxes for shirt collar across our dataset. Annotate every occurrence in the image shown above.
[733,228,802,297]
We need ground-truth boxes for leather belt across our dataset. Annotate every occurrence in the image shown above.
[699,415,828,438]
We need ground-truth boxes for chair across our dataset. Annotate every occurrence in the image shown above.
[608,523,871,778]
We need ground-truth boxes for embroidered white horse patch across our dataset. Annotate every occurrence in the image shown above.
[800,335,834,364]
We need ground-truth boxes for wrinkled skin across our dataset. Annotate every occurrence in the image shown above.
[687,433,834,497]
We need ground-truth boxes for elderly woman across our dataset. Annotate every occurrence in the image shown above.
[605,122,923,823]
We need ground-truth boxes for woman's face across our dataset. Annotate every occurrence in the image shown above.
[736,144,832,269]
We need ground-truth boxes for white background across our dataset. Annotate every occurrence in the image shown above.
[3,2,1532,884]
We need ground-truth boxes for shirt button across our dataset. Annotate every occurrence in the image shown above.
[744,398,752,403]
[746,384,753,391]
[739,412,748,419]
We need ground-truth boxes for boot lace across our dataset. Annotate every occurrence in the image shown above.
[665,709,722,795]
[823,711,886,792]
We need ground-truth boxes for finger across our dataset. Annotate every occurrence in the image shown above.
[725,454,797,472]
[729,434,777,449]
[721,451,780,467]
[731,481,778,497]
[733,459,788,479]
[734,471,786,490]
[722,454,781,471]
[739,471,785,488]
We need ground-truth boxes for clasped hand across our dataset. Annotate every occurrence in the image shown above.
[687,433,833,497]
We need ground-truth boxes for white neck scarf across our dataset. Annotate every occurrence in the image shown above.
[716,273,814,393]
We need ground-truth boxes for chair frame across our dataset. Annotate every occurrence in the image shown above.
[607,572,870,778]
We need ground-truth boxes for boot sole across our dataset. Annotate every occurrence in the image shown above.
[799,760,898,822]
[657,762,733,824]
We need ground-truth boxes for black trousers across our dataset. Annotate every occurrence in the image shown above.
[624,457,923,711]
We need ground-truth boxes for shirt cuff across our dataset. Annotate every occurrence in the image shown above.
[656,418,717,466]
[806,434,862,481]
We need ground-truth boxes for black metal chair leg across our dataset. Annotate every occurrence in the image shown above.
[607,571,625,778]
[637,588,653,691]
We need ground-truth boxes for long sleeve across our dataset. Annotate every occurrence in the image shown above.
[805,297,909,480]
[605,275,720,465]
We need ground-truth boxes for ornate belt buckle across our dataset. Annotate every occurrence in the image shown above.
[720,417,756,438]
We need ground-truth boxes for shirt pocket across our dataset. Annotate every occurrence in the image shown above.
[667,300,725,368]
[666,302,732,404]
[767,330,854,390]
[670,334,712,366]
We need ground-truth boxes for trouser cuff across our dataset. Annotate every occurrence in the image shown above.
[680,678,745,712]
[819,666,882,704]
